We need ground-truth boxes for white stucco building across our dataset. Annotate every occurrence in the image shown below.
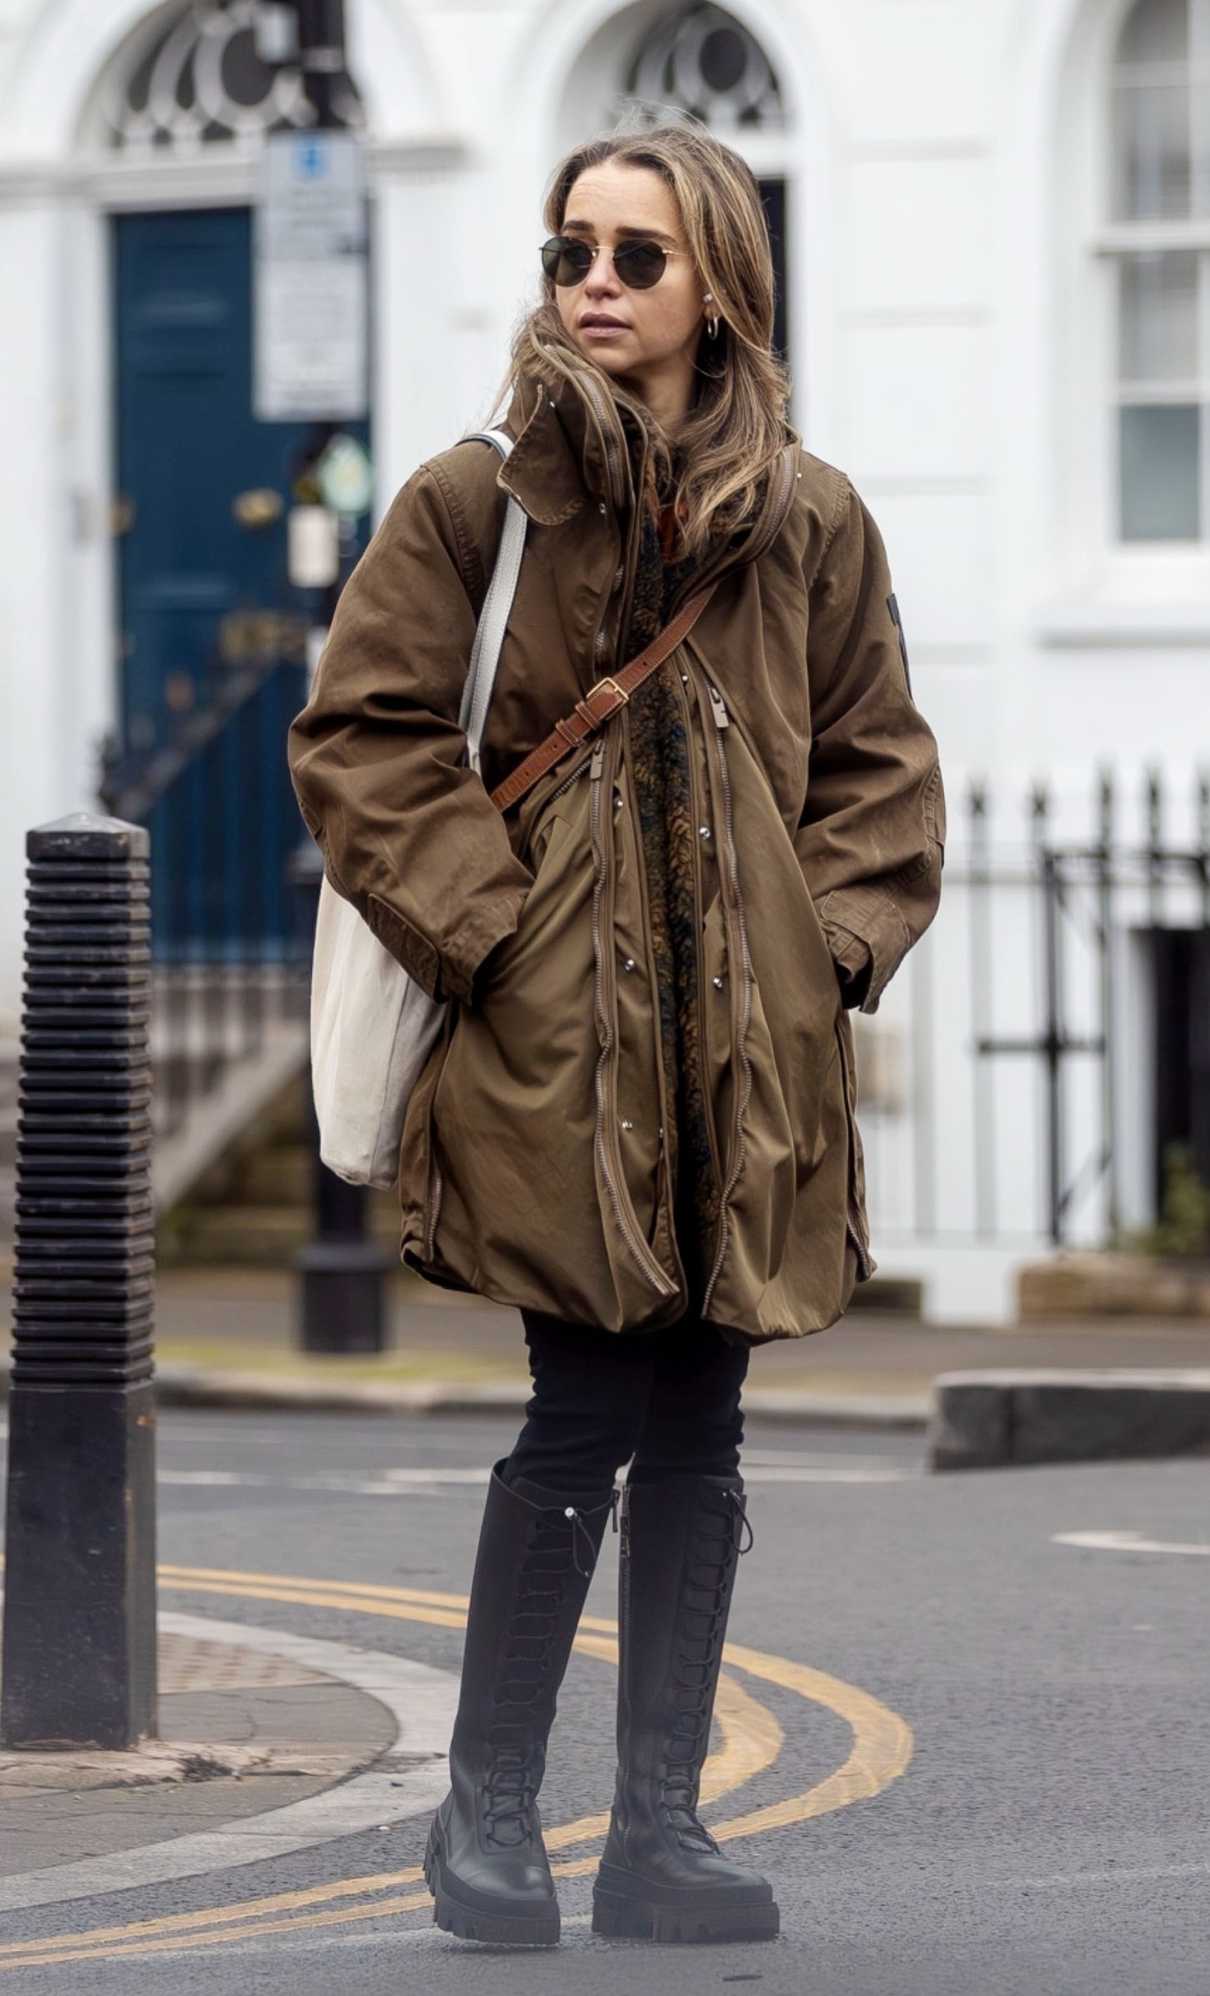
[1,0,1206,1318]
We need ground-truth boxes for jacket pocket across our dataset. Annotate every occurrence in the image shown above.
[834,1009,874,1280]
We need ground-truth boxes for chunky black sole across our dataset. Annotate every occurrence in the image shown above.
[424,1819,560,1948]
[590,1862,780,1944]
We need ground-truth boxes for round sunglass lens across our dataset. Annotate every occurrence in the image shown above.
[541,236,592,285]
[616,242,667,288]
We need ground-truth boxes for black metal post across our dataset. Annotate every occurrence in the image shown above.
[277,0,389,1352]
[1096,768,1120,1243]
[297,0,348,129]
[1041,847,1064,1247]
[2,814,157,1749]
[288,841,393,1353]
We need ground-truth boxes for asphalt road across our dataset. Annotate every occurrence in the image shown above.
[2,1407,1208,1993]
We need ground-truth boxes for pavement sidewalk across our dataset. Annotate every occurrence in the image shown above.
[6,1263,1208,1427]
[0,1623,398,1889]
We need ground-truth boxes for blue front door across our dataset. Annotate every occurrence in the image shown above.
[113,206,371,957]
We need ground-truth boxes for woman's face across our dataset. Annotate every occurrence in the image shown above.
[552,161,707,391]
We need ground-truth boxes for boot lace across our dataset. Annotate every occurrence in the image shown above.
[483,1485,619,1847]
[657,1487,754,1854]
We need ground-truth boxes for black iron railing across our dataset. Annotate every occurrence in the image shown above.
[860,762,1210,1253]
[96,640,311,1208]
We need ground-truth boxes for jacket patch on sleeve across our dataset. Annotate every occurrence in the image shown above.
[886,592,913,701]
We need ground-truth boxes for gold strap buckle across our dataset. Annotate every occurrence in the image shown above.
[576,677,629,729]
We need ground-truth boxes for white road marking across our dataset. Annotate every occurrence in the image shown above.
[1054,1529,1210,1558]
[992,1857,1210,1890]
[175,1910,596,1961]
[159,1461,913,1496]
[0,1613,457,1917]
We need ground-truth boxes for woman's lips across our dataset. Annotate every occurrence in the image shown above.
[580,317,628,335]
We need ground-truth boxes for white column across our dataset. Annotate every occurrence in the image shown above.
[371,145,479,513]
[0,191,85,1032]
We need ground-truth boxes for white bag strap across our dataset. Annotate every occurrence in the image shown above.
[458,428,527,775]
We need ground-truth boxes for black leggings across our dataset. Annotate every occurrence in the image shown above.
[500,1309,751,1496]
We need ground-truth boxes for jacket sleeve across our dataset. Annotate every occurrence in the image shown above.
[286,462,533,1006]
[794,476,945,1015]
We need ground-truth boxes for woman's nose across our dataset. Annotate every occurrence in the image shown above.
[583,248,622,297]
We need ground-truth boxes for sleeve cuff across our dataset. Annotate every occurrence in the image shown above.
[816,885,911,1016]
[363,887,530,1006]
[828,923,874,1009]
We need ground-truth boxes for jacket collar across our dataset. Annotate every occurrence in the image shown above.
[494,371,797,587]
[496,375,615,527]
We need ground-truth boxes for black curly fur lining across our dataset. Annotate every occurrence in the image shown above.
[622,464,720,1310]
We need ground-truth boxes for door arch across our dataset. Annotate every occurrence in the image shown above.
[508,0,840,448]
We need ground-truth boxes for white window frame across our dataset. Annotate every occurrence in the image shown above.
[1040,0,1210,648]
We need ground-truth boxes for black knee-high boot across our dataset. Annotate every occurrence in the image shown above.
[425,1455,619,1946]
[591,1471,780,1943]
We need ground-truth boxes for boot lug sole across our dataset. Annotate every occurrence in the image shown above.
[425,1822,560,1948]
[591,1884,780,1943]
[591,1862,779,1944]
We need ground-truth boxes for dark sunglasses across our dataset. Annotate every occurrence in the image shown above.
[540,234,682,290]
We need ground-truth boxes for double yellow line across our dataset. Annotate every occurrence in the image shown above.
[0,1565,913,1969]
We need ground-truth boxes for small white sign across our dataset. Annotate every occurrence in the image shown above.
[288,504,341,589]
[255,132,368,421]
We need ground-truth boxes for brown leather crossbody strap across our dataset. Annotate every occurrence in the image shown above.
[488,582,718,814]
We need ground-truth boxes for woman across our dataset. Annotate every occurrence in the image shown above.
[288,122,944,1949]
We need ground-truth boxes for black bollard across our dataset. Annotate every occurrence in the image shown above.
[288,838,393,1354]
[1,814,157,1750]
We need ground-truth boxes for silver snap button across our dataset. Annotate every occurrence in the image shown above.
[712,975,724,990]
[598,500,608,514]
[622,957,636,972]
[620,1118,634,1131]
[564,1505,576,1517]
[699,824,712,840]
[680,670,690,683]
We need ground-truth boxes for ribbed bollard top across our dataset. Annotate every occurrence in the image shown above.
[13,813,154,1387]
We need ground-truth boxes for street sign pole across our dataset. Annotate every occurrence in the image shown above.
[259,3,392,1354]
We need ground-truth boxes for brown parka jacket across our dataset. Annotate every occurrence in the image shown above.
[287,381,945,1345]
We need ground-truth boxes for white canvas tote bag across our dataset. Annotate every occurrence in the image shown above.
[308,430,527,1187]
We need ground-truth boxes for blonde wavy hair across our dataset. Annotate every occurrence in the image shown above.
[506,120,795,560]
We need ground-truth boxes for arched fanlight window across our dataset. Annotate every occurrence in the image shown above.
[625,2,784,131]
[620,5,789,355]
[1108,0,1207,540]
[98,0,364,151]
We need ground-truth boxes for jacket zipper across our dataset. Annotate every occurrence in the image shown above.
[701,678,756,1319]
[835,1016,874,1280]
[672,663,723,1186]
[425,1153,443,1264]
[589,732,679,1299]
[543,746,594,813]
[424,1014,455,1263]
